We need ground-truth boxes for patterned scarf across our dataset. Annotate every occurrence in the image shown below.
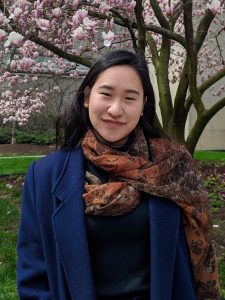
[81,128,220,300]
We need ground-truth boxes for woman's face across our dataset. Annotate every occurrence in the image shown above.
[84,65,145,147]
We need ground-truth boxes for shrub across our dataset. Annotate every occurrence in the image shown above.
[0,128,11,144]
[0,127,55,145]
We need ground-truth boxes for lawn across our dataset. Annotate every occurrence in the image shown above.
[194,150,225,161]
[0,156,43,176]
[0,153,225,298]
[0,176,22,300]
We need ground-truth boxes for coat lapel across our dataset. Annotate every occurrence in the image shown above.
[149,196,180,300]
[51,149,96,300]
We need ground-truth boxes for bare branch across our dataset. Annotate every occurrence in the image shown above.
[215,30,225,65]
[206,96,225,119]
[30,35,93,67]
[186,96,225,153]
[185,66,225,108]
[182,0,205,115]
[146,32,159,66]
[149,0,169,29]
[134,0,146,56]
[195,9,215,53]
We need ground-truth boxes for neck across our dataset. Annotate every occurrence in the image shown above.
[92,129,129,149]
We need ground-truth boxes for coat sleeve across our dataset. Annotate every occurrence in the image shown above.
[17,162,51,299]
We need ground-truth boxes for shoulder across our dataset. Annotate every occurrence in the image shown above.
[28,147,83,181]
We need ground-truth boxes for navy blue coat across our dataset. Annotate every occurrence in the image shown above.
[17,148,196,300]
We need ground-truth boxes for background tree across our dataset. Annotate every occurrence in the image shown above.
[0,0,225,153]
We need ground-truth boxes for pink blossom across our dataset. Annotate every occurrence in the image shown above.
[4,31,24,47]
[0,12,10,26]
[4,90,13,98]
[16,0,28,10]
[10,7,23,20]
[76,9,88,22]
[99,3,111,13]
[207,0,221,14]
[109,18,114,30]
[102,30,115,47]
[21,58,35,71]
[165,5,174,15]
[0,29,7,41]
[36,18,50,30]
[43,0,52,5]
[52,7,62,18]
[104,19,109,28]
[32,51,39,58]
[72,15,79,29]
[3,71,11,78]
[130,1,136,9]
[83,17,96,30]
[10,60,17,71]
[8,75,20,85]
[70,0,79,9]
[72,27,86,40]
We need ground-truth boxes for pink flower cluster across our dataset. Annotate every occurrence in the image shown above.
[0,0,224,127]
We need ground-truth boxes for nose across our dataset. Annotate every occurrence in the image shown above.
[107,99,123,117]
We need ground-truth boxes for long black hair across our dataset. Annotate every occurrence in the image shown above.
[58,49,161,149]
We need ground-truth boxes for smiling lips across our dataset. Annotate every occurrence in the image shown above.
[102,119,125,126]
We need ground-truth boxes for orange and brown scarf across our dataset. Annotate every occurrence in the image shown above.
[81,128,220,300]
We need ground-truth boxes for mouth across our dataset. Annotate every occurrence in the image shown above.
[102,119,125,125]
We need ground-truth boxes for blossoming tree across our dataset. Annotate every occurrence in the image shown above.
[0,0,224,152]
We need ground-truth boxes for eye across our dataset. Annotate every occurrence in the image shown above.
[125,97,136,101]
[100,92,111,97]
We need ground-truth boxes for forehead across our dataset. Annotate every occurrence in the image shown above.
[93,65,143,90]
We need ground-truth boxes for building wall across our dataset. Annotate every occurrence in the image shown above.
[149,66,225,151]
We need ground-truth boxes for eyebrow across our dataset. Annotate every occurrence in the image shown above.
[98,85,140,95]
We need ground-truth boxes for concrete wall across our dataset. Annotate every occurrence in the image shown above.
[149,65,225,151]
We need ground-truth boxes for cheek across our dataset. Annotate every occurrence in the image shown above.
[88,99,105,117]
[128,105,143,118]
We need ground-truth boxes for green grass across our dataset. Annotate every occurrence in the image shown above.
[0,177,22,299]
[194,150,225,161]
[0,156,43,176]
[219,259,225,297]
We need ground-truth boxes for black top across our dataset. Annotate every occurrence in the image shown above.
[85,159,150,299]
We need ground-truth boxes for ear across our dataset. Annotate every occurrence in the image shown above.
[84,86,90,108]
[141,96,147,115]
[143,96,147,105]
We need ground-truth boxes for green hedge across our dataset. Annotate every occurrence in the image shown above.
[0,128,55,145]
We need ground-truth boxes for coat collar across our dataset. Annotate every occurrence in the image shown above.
[51,149,180,300]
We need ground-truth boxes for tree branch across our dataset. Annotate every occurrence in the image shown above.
[134,0,146,56]
[182,0,205,115]
[149,0,169,29]
[29,35,93,67]
[206,96,225,120]
[110,8,138,51]
[173,59,189,123]
[185,66,225,108]
[195,9,215,53]
[86,6,186,47]
[146,32,159,67]
[171,2,183,28]
[186,96,225,154]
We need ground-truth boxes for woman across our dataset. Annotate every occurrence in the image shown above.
[17,49,220,300]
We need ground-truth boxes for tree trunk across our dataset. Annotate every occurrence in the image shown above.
[11,121,16,145]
